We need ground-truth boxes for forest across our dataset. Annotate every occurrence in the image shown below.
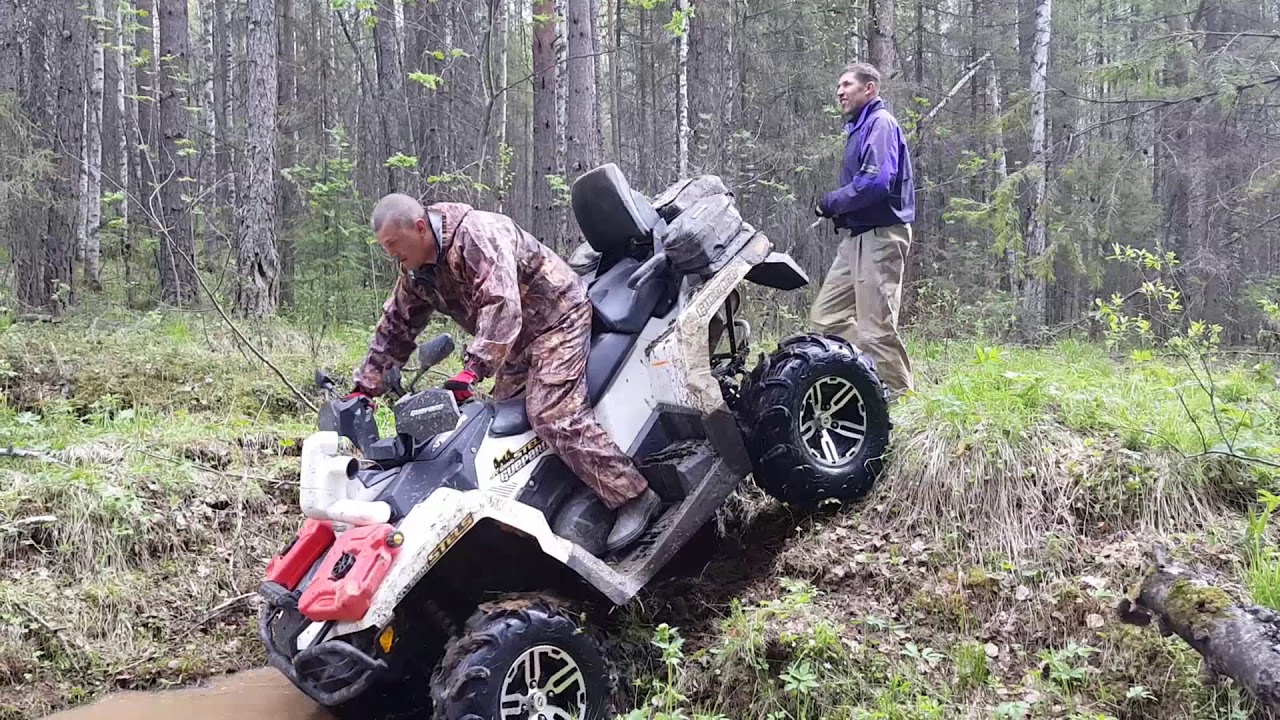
[3,0,1280,718]
[2,0,1278,340]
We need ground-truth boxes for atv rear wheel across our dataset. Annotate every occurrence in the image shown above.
[430,594,614,720]
[741,334,890,510]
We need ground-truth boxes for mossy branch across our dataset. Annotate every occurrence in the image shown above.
[1119,544,1280,710]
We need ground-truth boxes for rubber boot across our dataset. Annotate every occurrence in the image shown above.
[605,488,662,552]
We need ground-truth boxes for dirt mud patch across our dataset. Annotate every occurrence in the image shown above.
[42,669,329,720]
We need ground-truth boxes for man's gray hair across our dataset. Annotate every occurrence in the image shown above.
[371,193,425,232]
[843,62,882,87]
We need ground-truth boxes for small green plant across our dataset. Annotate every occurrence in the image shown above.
[993,701,1032,719]
[952,641,989,689]
[781,660,819,720]
[1038,642,1097,690]
[1243,490,1280,610]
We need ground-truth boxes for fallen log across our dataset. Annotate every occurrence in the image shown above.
[1118,544,1280,710]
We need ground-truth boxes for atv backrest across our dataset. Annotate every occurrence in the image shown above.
[570,163,665,264]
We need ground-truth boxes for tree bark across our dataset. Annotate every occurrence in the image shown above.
[197,0,220,264]
[491,0,510,208]
[84,0,105,291]
[532,0,559,247]
[565,0,597,179]
[156,0,199,305]
[114,0,133,304]
[610,0,622,163]
[869,0,896,80]
[1120,545,1280,710]
[0,0,19,92]
[675,0,690,178]
[39,0,84,314]
[374,0,406,192]
[277,0,298,307]
[237,0,279,318]
[1021,0,1051,332]
[987,65,1015,295]
[213,0,236,244]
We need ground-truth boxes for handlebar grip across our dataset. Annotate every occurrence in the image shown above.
[627,252,668,290]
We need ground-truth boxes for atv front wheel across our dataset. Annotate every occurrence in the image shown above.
[430,595,614,720]
[742,334,890,509]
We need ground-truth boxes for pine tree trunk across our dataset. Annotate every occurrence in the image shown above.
[214,0,236,243]
[610,0,622,162]
[532,0,559,248]
[869,0,896,79]
[493,0,510,210]
[84,0,105,291]
[0,0,18,92]
[565,0,597,179]
[156,0,198,305]
[1022,0,1052,332]
[675,0,690,178]
[45,0,84,314]
[237,0,279,318]
[374,0,406,192]
[278,0,298,307]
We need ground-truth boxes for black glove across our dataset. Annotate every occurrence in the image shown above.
[813,195,832,218]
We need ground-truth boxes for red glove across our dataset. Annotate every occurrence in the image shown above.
[443,368,478,404]
[343,390,376,410]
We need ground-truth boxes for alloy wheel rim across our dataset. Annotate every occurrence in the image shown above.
[800,375,867,465]
[500,644,588,720]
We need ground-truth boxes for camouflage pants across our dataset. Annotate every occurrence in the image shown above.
[492,301,649,509]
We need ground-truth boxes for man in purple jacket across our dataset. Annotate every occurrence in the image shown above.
[813,62,916,400]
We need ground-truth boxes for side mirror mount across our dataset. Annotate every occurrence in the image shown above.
[417,333,456,370]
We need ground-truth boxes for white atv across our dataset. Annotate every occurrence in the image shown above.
[257,164,891,719]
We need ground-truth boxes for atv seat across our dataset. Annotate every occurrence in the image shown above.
[570,163,666,273]
[490,332,638,437]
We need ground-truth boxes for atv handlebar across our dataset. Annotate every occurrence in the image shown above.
[627,252,668,290]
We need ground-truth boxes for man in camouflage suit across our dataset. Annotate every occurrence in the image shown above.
[350,193,662,552]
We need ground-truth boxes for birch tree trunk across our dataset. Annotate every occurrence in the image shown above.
[114,0,132,302]
[532,0,559,248]
[84,0,105,290]
[236,0,279,317]
[198,0,219,262]
[156,0,198,305]
[1021,0,1052,332]
[987,66,1015,295]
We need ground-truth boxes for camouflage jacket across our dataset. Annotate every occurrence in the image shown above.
[353,202,589,396]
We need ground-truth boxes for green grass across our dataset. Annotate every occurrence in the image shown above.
[2,312,1279,719]
[903,339,1280,460]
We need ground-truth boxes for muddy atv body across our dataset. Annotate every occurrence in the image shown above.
[258,164,891,719]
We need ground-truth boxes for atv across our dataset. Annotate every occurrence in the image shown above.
[257,163,892,719]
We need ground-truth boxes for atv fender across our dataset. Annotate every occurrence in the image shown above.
[330,487,574,637]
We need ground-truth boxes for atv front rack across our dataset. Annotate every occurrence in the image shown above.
[258,580,388,706]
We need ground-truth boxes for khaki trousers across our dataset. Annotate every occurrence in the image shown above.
[809,224,914,398]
